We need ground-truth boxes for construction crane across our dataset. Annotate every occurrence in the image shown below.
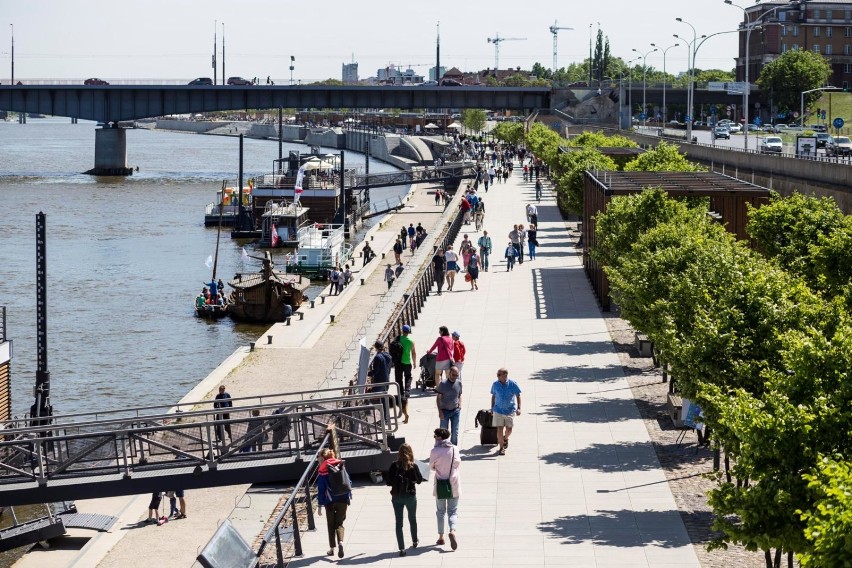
[549,21,574,74]
[487,33,527,71]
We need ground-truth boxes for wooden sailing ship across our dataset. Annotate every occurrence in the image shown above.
[227,252,310,323]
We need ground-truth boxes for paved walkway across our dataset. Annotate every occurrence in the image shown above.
[289,169,701,567]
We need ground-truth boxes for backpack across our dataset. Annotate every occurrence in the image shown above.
[326,461,352,496]
[389,335,404,361]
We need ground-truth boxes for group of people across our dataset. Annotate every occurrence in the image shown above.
[328,265,354,295]
[146,490,187,524]
[197,278,228,309]
[400,222,429,255]
[505,215,539,270]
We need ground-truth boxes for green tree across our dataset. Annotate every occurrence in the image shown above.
[756,49,832,116]
[800,458,852,567]
[461,109,487,133]
[311,78,344,85]
[491,122,525,145]
[623,141,703,172]
[531,62,552,80]
[553,148,616,215]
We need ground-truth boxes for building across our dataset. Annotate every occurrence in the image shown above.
[736,0,852,90]
[429,66,446,82]
[342,62,359,84]
[375,65,424,85]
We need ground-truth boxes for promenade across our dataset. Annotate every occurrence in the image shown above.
[289,169,700,567]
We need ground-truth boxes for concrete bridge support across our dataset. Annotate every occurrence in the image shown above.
[86,126,132,176]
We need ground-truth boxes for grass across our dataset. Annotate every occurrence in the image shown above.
[811,92,852,135]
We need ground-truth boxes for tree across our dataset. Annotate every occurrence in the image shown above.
[756,49,832,115]
[531,62,552,80]
[461,109,487,134]
[623,141,704,172]
[311,78,344,86]
[553,148,616,215]
[800,458,852,567]
[491,122,525,145]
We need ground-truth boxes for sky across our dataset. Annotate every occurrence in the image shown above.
[0,0,752,83]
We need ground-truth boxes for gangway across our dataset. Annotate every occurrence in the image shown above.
[0,384,400,507]
[344,162,477,191]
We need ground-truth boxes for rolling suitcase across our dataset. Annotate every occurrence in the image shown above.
[475,409,499,445]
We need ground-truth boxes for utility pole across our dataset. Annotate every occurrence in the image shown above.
[435,21,441,82]
[213,20,217,85]
[221,22,225,84]
[10,24,14,85]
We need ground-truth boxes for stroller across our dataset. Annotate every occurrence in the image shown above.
[417,353,437,391]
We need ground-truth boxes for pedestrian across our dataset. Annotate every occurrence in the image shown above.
[444,245,459,291]
[329,266,341,295]
[467,250,480,291]
[241,409,267,452]
[505,241,518,271]
[526,203,538,226]
[174,489,187,519]
[362,242,374,267]
[369,341,393,421]
[395,262,404,278]
[490,368,522,456]
[407,223,416,246]
[213,385,233,444]
[430,428,460,550]
[393,237,403,264]
[451,332,466,380]
[477,231,492,272]
[342,264,353,288]
[435,366,462,446]
[391,325,416,423]
[460,235,473,272]
[517,224,526,264]
[508,224,521,262]
[386,443,424,556]
[427,326,455,383]
[459,196,472,224]
[400,226,408,249]
[522,164,529,182]
[434,188,442,205]
[474,201,485,230]
[317,448,351,558]
[385,264,395,290]
[527,224,539,260]
[431,248,446,295]
[146,491,163,524]
[535,179,543,201]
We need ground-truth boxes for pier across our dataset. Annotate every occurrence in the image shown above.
[14,167,699,567]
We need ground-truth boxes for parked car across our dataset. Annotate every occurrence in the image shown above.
[439,79,462,87]
[760,136,783,153]
[728,123,742,133]
[227,76,252,85]
[832,136,852,156]
[188,77,213,85]
[84,78,109,85]
[821,135,837,155]
[815,132,833,149]
[747,124,760,132]
[772,124,788,133]
[810,124,828,133]
[713,126,731,140]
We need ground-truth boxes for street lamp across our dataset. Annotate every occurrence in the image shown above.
[801,86,841,128]
[632,47,658,127]
[724,1,789,151]
[651,42,679,124]
[290,55,295,86]
[675,18,699,141]
[221,22,225,85]
[9,24,13,85]
[626,56,640,128]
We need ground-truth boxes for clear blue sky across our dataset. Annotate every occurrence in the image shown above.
[1,0,751,82]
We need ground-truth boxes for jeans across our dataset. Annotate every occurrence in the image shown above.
[511,243,521,264]
[439,407,460,446]
[325,502,348,548]
[436,497,459,535]
[480,249,490,271]
[528,242,536,260]
[394,363,413,404]
[392,495,418,550]
[506,256,515,270]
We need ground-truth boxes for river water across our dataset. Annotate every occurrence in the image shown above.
[0,119,405,419]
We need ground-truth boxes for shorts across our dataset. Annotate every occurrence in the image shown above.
[175,489,185,498]
[148,493,163,510]
[492,412,514,428]
[435,359,452,371]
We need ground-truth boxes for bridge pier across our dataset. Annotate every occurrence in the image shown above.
[85,126,133,176]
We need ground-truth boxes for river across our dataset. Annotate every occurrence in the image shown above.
[0,118,407,420]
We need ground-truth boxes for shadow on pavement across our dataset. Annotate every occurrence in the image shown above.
[530,364,623,383]
[540,441,661,472]
[537,398,638,423]
[538,509,694,548]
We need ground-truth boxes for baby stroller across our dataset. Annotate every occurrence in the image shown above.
[417,353,437,391]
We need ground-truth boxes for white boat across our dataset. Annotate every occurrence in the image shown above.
[286,223,353,277]
[259,201,310,248]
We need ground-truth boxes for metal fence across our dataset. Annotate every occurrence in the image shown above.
[0,306,5,342]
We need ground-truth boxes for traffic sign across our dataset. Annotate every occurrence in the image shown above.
[834,117,845,129]
[684,115,691,122]
[793,111,799,118]
[726,105,732,111]
[710,107,717,114]
[753,117,762,126]
[639,113,647,120]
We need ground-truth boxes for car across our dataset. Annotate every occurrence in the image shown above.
[188,77,213,86]
[439,79,462,87]
[714,126,730,139]
[419,80,438,86]
[84,78,109,85]
[772,124,787,133]
[747,124,760,132]
[227,76,252,85]
[832,136,852,156]
[815,132,833,149]
[810,124,828,133]
[728,123,742,133]
[761,136,783,153]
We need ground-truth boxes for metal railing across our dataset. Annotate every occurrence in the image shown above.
[0,306,5,342]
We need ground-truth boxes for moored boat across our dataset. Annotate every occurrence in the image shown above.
[259,201,310,248]
[285,223,353,278]
[203,185,253,227]
[227,252,310,323]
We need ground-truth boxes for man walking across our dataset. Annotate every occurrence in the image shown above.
[369,341,394,421]
[535,179,543,202]
[432,248,446,295]
[508,225,521,264]
[391,325,416,423]
[526,203,538,227]
[490,368,521,456]
[477,231,492,272]
[214,385,233,444]
[435,366,462,446]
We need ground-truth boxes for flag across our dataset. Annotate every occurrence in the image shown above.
[293,165,305,205]
[271,223,280,247]
[241,247,249,259]
[205,255,213,269]
[248,178,253,190]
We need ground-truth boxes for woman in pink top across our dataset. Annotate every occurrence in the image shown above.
[427,326,454,382]
[430,428,461,550]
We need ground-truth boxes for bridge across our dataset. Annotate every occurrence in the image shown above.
[0,383,400,508]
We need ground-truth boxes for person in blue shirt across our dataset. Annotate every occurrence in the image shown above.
[490,368,522,456]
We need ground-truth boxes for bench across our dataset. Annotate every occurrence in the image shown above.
[634,332,653,358]
[667,393,685,428]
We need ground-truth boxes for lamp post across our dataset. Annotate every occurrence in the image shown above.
[213,20,217,85]
[221,22,225,84]
[626,56,640,128]
[290,55,295,86]
[675,18,699,142]
[651,42,679,124]
[9,23,13,85]
[632,47,658,127]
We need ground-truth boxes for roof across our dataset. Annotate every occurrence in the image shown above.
[229,271,310,292]
[587,170,771,196]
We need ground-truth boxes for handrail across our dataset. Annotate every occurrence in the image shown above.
[0,306,5,343]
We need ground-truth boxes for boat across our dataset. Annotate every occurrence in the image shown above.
[196,192,230,320]
[203,184,253,227]
[227,251,310,323]
[285,223,353,278]
[259,201,311,248]
[195,296,228,319]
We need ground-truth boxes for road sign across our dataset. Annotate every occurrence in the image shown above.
[639,113,647,120]
[726,105,732,111]
[684,115,691,122]
[710,107,717,114]
[753,117,762,126]
[793,111,799,118]
[834,117,845,129]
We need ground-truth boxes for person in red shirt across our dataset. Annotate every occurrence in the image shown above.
[459,196,472,225]
[451,331,466,380]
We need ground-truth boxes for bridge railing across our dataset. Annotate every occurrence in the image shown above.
[0,306,5,343]
[0,384,399,492]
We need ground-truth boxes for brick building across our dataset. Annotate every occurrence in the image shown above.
[737,0,852,90]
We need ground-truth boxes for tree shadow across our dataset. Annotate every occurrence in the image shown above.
[538,509,694,548]
[540,441,662,472]
[537,398,638,423]
[532,267,600,319]
[528,341,615,356]
[530,364,623,383]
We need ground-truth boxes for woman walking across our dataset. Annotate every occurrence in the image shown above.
[430,428,461,550]
[467,250,480,291]
[527,224,539,260]
[386,444,423,556]
[444,245,459,292]
[460,235,473,272]
[426,326,455,382]
[317,448,351,558]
